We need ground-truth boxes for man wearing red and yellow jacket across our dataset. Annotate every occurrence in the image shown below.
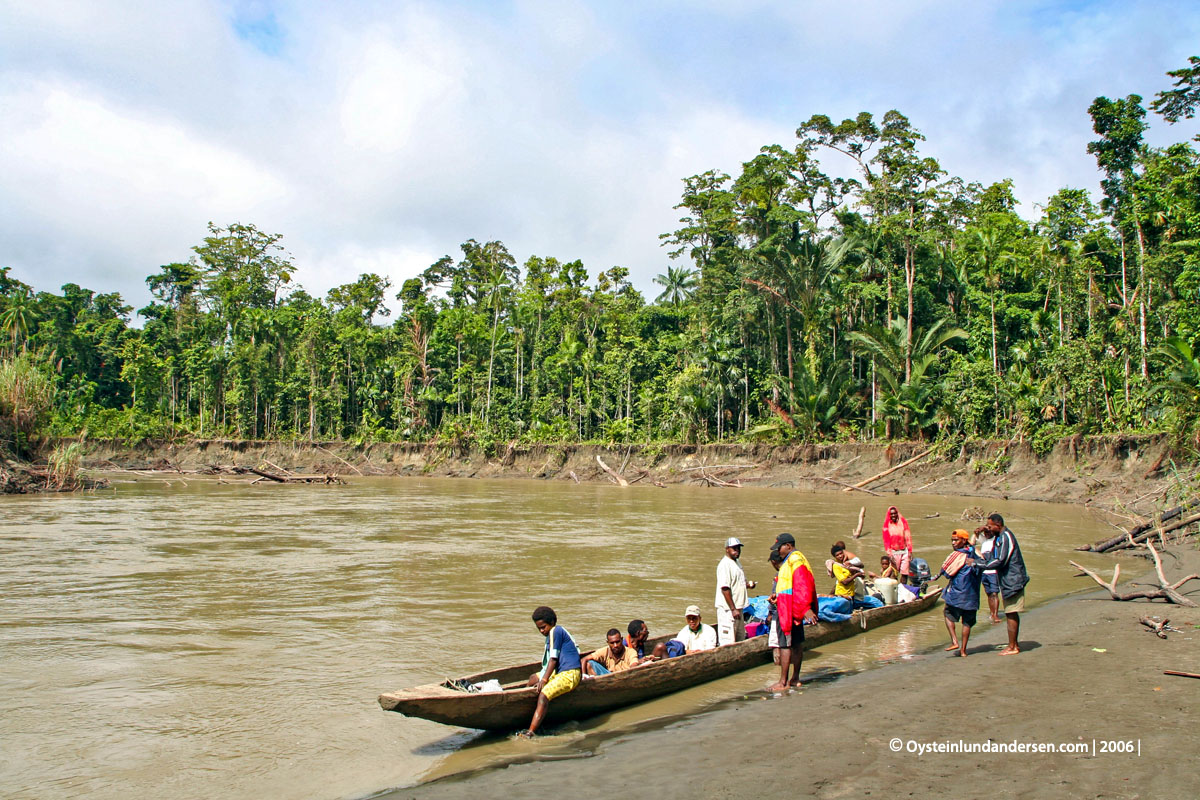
[768,533,817,692]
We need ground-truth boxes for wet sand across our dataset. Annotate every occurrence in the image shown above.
[395,546,1200,800]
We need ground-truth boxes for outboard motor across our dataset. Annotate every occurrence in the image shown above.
[909,557,932,592]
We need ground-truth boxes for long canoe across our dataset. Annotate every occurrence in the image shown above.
[378,587,941,731]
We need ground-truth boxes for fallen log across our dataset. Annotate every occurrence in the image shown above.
[595,455,629,487]
[1107,511,1200,552]
[1069,538,1200,606]
[316,444,364,476]
[698,472,741,488]
[820,476,881,496]
[843,449,931,492]
[679,464,758,472]
[245,467,344,485]
[1084,500,1200,552]
[1163,670,1200,679]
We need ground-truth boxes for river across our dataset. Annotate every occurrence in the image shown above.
[0,476,1129,799]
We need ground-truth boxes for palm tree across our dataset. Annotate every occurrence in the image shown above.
[653,265,698,306]
[848,316,967,437]
[1151,336,1200,411]
[783,235,851,379]
[0,290,40,355]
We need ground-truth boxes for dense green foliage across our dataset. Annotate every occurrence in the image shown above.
[3,63,1200,448]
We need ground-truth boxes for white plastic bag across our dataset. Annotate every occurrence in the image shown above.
[473,679,503,693]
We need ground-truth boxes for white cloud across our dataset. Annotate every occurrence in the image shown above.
[1,0,1198,312]
[0,77,288,297]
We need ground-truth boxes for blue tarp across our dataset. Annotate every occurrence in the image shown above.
[743,595,773,621]
[816,594,852,623]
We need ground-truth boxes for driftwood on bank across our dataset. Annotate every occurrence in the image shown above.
[1139,616,1181,639]
[1081,499,1200,552]
[820,476,881,496]
[679,464,757,473]
[244,466,344,485]
[1069,538,1200,606]
[1107,511,1200,552]
[842,449,931,492]
[595,456,628,486]
[315,444,364,476]
[698,471,741,488]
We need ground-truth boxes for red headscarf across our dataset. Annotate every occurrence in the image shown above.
[882,506,912,552]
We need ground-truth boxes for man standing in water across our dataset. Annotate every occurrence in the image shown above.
[768,533,817,692]
[715,537,757,644]
[971,513,1029,655]
[521,606,582,737]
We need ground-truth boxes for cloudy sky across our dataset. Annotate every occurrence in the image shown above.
[2,0,1198,315]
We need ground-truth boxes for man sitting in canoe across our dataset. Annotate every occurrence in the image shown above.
[769,533,817,692]
[582,628,647,677]
[625,619,667,661]
[675,605,718,653]
[520,606,582,738]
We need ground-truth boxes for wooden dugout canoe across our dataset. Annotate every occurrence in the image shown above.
[378,587,941,731]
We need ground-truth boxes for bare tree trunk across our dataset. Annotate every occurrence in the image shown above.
[785,313,795,385]
[905,242,915,382]
[1134,206,1149,381]
[990,291,998,374]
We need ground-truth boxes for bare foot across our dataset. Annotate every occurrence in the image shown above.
[767,681,788,693]
[958,650,968,657]
[990,617,1001,624]
[787,679,803,688]
[944,643,960,651]
[997,647,1020,656]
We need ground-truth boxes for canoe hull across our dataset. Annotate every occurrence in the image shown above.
[379,588,941,731]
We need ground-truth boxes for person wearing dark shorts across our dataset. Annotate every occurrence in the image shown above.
[973,514,1031,655]
[767,533,817,692]
[937,530,982,657]
[977,527,1001,623]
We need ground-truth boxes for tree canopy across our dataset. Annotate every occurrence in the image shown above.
[4,59,1200,449]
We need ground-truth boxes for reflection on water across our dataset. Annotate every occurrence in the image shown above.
[0,477,1130,799]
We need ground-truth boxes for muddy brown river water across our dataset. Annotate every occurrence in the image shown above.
[0,477,1131,799]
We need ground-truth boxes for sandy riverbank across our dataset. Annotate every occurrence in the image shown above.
[77,434,1192,516]
[391,546,1200,800]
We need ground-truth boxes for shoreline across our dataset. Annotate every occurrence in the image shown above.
[390,546,1200,799]
[72,433,1190,517]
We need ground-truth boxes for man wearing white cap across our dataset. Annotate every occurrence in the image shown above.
[715,537,757,644]
[676,605,718,653]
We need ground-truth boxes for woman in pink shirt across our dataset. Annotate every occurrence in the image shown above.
[882,506,913,582]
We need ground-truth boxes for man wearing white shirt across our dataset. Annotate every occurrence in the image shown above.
[676,605,718,653]
[715,537,757,644]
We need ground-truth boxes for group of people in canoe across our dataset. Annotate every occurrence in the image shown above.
[517,506,1029,738]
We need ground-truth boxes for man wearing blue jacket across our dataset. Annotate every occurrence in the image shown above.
[971,513,1030,655]
[937,530,982,657]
